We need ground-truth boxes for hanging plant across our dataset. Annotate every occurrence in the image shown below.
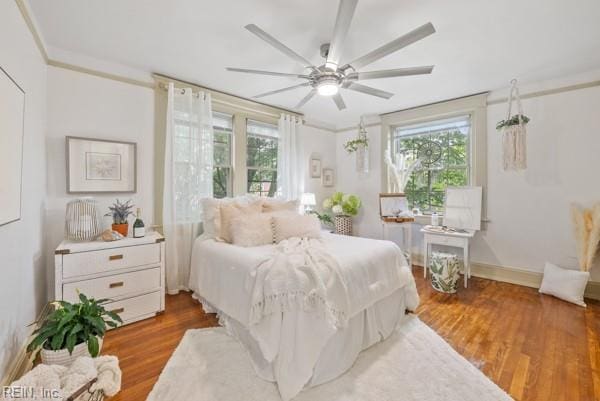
[344,137,369,153]
[496,114,530,130]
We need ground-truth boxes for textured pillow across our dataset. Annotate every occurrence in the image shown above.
[201,195,261,239]
[262,198,300,213]
[219,201,263,243]
[272,213,321,243]
[230,213,275,247]
[539,262,589,307]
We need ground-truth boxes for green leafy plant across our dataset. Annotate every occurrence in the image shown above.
[27,293,123,358]
[309,210,333,227]
[343,137,369,153]
[496,114,530,130]
[105,199,134,224]
[322,191,362,217]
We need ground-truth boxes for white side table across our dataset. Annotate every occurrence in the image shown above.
[421,227,475,288]
[381,219,413,268]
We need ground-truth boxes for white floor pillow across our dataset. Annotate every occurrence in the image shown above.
[539,262,589,307]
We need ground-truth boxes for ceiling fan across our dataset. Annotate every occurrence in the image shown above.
[226,0,436,111]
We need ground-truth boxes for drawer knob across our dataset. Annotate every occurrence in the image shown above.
[109,254,124,261]
[111,307,124,314]
[109,281,124,288]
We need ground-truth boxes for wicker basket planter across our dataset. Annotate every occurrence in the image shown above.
[334,215,353,236]
[40,337,103,366]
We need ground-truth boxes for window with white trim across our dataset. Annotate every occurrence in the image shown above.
[246,119,278,197]
[212,111,233,198]
[393,115,471,213]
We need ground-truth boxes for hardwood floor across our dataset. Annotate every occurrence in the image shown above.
[103,268,600,401]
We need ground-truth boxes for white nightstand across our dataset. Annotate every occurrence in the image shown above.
[381,219,413,268]
[422,227,475,288]
[55,232,165,325]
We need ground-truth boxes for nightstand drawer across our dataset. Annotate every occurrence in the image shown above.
[103,291,162,324]
[63,267,161,303]
[425,234,465,248]
[62,243,160,278]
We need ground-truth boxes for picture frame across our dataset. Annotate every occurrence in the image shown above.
[310,156,322,178]
[379,193,409,218]
[0,66,25,227]
[322,168,334,187]
[66,136,137,193]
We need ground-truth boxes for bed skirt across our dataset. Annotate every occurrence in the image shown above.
[194,287,409,389]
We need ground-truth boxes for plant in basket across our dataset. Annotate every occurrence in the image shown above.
[106,199,134,237]
[322,192,362,235]
[27,293,123,366]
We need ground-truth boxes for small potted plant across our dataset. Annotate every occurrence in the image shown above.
[322,192,362,235]
[27,293,122,366]
[106,199,134,237]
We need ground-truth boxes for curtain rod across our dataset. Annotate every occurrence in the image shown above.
[153,73,303,120]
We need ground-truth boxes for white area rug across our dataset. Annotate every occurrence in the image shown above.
[146,316,513,401]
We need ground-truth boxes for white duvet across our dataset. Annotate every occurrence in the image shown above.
[189,232,419,400]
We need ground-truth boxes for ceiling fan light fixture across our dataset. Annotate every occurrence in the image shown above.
[317,78,339,96]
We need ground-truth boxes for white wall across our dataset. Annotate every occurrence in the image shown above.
[45,66,155,298]
[301,125,337,210]
[0,0,47,380]
[336,73,600,281]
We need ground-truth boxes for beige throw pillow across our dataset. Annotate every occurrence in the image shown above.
[262,199,299,213]
[201,195,261,239]
[272,213,321,243]
[231,213,275,247]
[219,201,263,243]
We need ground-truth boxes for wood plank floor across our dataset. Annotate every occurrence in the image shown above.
[102,268,600,401]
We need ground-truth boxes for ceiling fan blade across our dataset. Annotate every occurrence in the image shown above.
[296,89,317,108]
[332,92,347,110]
[347,66,434,80]
[347,22,436,70]
[245,24,315,69]
[253,82,312,99]
[325,0,358,69]
[343,82,394,99]
[227,67,311,79]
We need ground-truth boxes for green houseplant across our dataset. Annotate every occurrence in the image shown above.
[106,199,134,237]
[322,192,362,235]
[28,293,122,366]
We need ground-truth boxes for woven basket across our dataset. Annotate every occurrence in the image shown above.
[40,337,103,366]
[334,215,353,236]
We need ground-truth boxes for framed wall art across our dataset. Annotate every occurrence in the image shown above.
[310,156,322,178]
[0,67,25,226]
[379,193,409,218]
[67,136,137,193]
[322,168,334,187]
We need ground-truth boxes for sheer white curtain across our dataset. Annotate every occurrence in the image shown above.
[163,83,214,294]
[277,114,303,200]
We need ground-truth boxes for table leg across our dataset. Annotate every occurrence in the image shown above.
[463,244,469,288]
[423,241,429,279]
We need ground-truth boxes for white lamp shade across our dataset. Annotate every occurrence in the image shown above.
[301,193,316,206]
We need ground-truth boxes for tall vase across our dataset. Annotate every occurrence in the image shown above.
[334,215,353,236]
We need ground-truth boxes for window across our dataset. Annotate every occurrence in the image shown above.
[246,119,278,197]
[393,115,470,213]
[212,112,233,198]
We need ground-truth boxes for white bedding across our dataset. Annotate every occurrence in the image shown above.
[189,232,419,400]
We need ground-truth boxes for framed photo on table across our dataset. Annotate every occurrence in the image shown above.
[67,136,137,193]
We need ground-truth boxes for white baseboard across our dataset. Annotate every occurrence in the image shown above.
[413,254,600,301]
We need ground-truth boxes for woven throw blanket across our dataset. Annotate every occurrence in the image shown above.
[249,237,350,329]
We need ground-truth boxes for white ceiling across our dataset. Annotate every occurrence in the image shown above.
[29,0,600,128]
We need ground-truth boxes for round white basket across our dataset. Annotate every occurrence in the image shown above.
[40,337,103,366]
[334,215,353,236]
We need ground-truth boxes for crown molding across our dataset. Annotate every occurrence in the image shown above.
[14,0,48,62]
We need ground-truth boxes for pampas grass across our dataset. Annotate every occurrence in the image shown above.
[571,202,600,272]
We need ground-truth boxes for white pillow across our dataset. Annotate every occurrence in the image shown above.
[230,213,275,247]
[539,262,589,307]
[272,213,321,243]
[201,195,261,239]
[262,198,300,213]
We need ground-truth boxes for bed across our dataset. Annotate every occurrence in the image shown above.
[189,231,419,400]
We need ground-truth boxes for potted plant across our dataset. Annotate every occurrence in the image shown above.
[106,199,134,237]
[27,293,122,366]
[322,192,362,235]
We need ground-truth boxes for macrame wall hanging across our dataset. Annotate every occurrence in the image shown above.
[496,79,530,170]
[343,117,369,173]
